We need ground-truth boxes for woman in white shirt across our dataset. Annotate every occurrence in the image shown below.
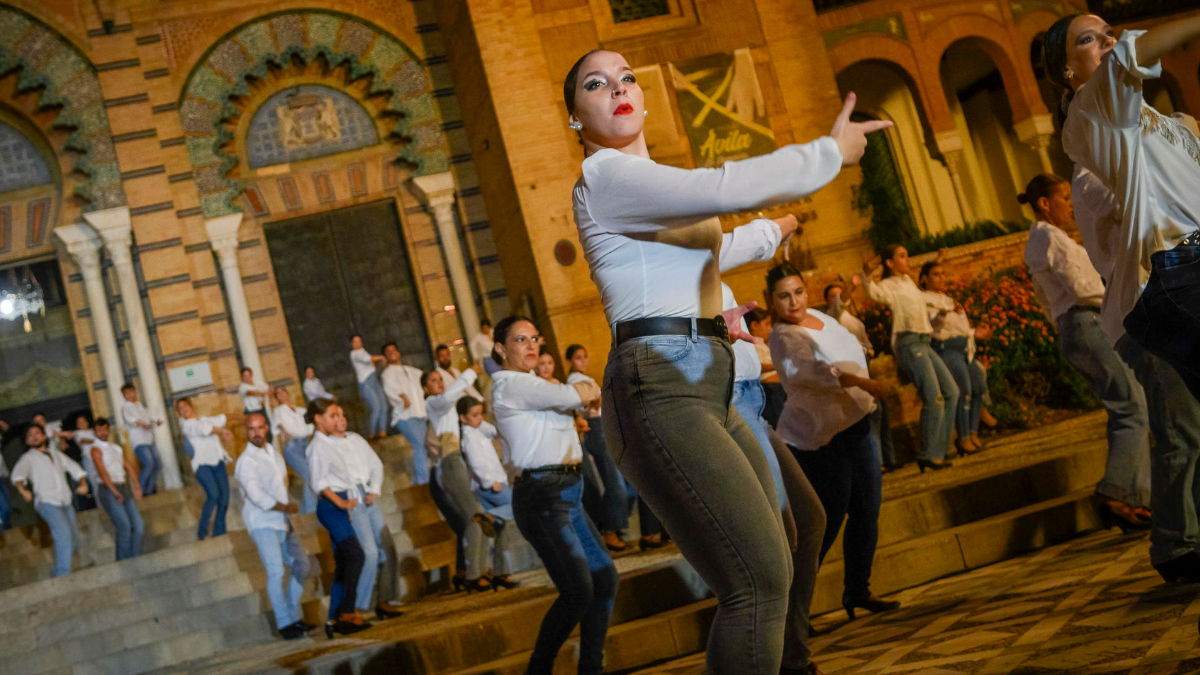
[349,335,389,439]
[302,366,334,403]
[766,263,900,622]
[120,383,162,496]
[457,396,521,590]
[303,399,371,637]
[176,397,234,540]
[918,262,992,455]
[862,245,960,470]
[238,367,271,416]
[11,424,89,577]
[1046,13,1200,399]
[272,387,317,514]
[566,47,887,673]
[492,315,611,675]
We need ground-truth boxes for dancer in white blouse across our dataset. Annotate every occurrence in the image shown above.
[457,396,521,590]
[492,316,609,675]
[302,366,333,403]
[566,47,887,674]
[862,246,960,470]
[349,335,389,439]
[380,342,429,485]
[120,383,163,496]
[1046,13,1200,397]
[272,387,317,514]
[86,418,144,561]
[11,424,88,577]
[238,368,271,417]
[176,398,233,540]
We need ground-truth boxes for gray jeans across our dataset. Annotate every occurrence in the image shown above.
[1116,336,1200,565]
[603,333,791,675]
[1058,308,1151,508]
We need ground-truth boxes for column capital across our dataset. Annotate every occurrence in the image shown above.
[83,206,134,267]
[1013,113,1056,145]
[933,130,963,156]
[205,213,244,261]
[54,224,105,275]
[411,172,458,208]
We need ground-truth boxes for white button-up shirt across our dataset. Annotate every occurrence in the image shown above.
[461,422,507,490]
[1024,220,1106,322]
[121,401,158,447]
[235,441,290,532]
[862,273,934,338]
[1072,166,1127,345]
[566,372,601,417]
[86,438,128,486]
[437,366,483,401]
[11,447,87,507]
[238,377,269,412]
[770,312,876,450]
[303,377,332,403]
[492,370,584,469]
[381,364,427,423]
[1063,30,1200,347]
[307,431,383,496]
[349,349,378,383]
[180,415,233,471]
[427,369,481,438]
[469,333,495,362]
[574,139,843,325]
[272,404,313,441]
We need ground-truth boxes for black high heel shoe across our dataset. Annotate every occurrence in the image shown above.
[324,615,370,638]
[451,573,466,593]
[917,458,952,473]
[464,577,493,594]
[491,574,521,590]
[638,535,665,551]
[842,594,901,620]
[375,602,404,620]
[955,441,980,458]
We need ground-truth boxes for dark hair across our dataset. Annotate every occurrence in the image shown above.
[918,261,942,290]
[25,422,46,447]
[94,417,109,428]
[304,398,336,425]
[745,307,771,327]
[456,396,483,417]
[539,345,553,357]
[121,382,135,393]
[480,319,492,329]
[564,344,585,362]
[1017,173,1069,216]
[174,397,192,412]
[304,365,315,374]
[350,333,362,343]
[492,315,536,365]
[31,411,46,420]
[240,367,252,376]
[244,410,269,426]
[879,243,905,278]
[420,370,435,389]
[382,341,399,354]
[563,50,601,116]
[435,343,450,353]
[823,282,845,304]
[765,263,803,296]
[1043,14,1085,115]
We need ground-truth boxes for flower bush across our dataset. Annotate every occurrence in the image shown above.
[860,265,1098,430]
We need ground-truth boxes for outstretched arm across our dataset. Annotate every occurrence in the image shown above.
[1136,16,1200,67]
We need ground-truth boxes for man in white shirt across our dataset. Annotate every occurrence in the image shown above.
[468,320,495,366]
[87,418,145,561]
[238,368,272,416]
[11,424,89,577]
[380,343,429,485]
[435,345,484,401]
[235,412,312,640]
[120,383,163,496]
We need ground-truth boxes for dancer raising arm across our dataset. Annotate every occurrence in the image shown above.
[566,48,888,674]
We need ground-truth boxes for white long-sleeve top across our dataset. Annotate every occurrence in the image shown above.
[181,415,232,472]
[461,422,507,490]
[492,370,584,469]
[566,371,601,416]
[238,376,269,412]
[306,431,383,496]
[381,364,427,423]
[862,273,933,337]
[1024,220,1106,322]
[235,441,290,532]
[86,438,128,487]
[925,291,978,361]
[1072,165,1134,346]
[832,309,873,356]
[574,139,843,325]
[426,369,480,438]
[121,400,158,447]
[272,403,313,441]
[1063,29,1200,346]
[437,366,483,401]
[11,447,87,507]
[303,377,332,402]
[769,312,875,450]
[469,333,495,362]
[349,349,378,383]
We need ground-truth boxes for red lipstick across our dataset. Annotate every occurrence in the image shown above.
[614,103,633,116]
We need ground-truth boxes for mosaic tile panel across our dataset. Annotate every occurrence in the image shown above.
[245,85,379,168]
[0,121,52,193]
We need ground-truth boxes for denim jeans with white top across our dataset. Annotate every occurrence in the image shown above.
[249,527,310,629]
[35,502,79,577]
[893,332,959,461]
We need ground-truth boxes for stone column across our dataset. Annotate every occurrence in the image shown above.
[205,213,265,383]
[412,172,481,347]
[83,207,182,489]
[934,130,976,225]
[55,225,127,427]
[1014,114,1057,175]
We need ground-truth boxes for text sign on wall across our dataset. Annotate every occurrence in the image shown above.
[670,49,776,168]
[168,362,214,393]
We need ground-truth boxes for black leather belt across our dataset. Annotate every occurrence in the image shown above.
[518,464,581,479]
[614,316,729,346]
[1068,305,1101,314]
[1179,231,1200,247]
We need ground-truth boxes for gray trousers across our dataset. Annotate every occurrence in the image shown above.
[437,452,492,579]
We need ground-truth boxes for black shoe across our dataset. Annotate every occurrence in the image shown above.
[491,574,521,590]
[1154,551,1200,584]
[638,536,665,551]
[464,577,493,594]
[842,594,901,620]
[880,462,901,474]
[325,615,371,638]
[917,459,952,473]
[375,602,404,620]
[296,620,316,632]
[280,624,306,640]
[451,573,466,593]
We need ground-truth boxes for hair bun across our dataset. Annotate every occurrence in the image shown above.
[1017,193,1030,204]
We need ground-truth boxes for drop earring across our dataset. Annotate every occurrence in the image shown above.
[1064,68,1074,80]
[644,110,649,116]
[569,122,582,131]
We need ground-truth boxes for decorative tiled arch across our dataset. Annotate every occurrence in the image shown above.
[178,11,449,218]
[0,6,126,211]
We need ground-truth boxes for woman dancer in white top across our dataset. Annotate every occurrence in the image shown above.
[566,48,886,674]
[272,387,317,514]
[302,366,334,403]
[348,335,389,439]
[176,398,233,539]
[1045,13,1200,397]
[862,246,960,470]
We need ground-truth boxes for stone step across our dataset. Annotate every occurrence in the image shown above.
[75,612,276,675]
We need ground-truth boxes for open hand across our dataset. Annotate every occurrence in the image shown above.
[862,254,881,277]
[365,493,378,506]
[722,301,759,344]
[830,93,893,166]
[111,485,124,504]
[492,481,503,492]
[399,393,411,409]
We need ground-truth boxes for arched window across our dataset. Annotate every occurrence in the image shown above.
[246,85,380,169]
[0,122,52,194]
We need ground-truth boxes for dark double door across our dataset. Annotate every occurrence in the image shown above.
[265,199,432,433]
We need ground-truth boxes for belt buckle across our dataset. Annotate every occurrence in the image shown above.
[712,315,730,342]
[1180,231,1200,247]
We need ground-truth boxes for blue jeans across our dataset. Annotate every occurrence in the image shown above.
[512,472,617,675]
[194,463,229,540]
[133,445,161,496]
[249,527,310,629]
[282,438,317,514]
[869,398,896,467]
[475,484,515,522]
[350,486,393,611]
[390,417,429,485]
[733,379,789,510]
[358,373,390,437]
[35,502,79,577]
[894,332,960,461]
[581,416,629,531]
[603,333,790,675]
[931,337,987,438]
[317,492,365,619]
[1125,243,1200,401]
[0,479,10,530]
[1059,308,1152,508]
[1116,336,1200,566]
[96,482,144,560]
[791,416,882,600]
